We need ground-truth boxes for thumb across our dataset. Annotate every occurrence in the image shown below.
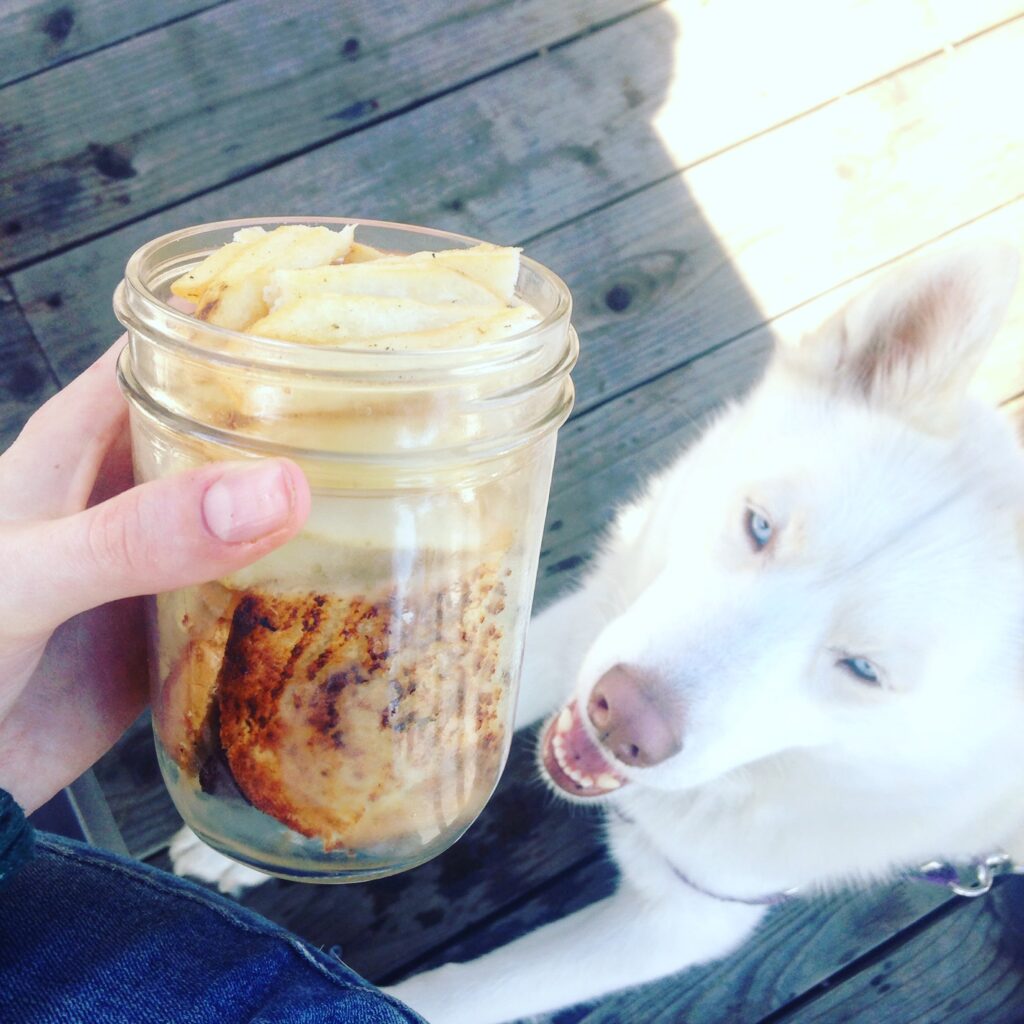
[8,458,310,634]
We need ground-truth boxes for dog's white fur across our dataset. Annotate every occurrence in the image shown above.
[173,244,1024,1024]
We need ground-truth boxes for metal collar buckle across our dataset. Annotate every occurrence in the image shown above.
[917,851,1024,898]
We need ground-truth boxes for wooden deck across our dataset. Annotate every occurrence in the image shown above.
[3,1,1024,1020]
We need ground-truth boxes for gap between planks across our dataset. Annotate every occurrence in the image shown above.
[0,277,60,449]
[758,878,1024,1024]
[0,0,235,89]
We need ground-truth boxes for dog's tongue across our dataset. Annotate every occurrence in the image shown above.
[541,701,629,798]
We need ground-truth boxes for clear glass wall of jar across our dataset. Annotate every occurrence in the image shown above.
[114,218,577,881]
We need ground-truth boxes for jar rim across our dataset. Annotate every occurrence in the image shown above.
[116,339,577,469]
[120,215,572,372]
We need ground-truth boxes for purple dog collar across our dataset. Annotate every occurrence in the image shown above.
[914,852,1024,897]
[666,862,795,907]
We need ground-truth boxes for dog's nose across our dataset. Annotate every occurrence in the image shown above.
[587,664,683,768]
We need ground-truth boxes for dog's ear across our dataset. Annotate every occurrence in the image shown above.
[783,243,1019,430]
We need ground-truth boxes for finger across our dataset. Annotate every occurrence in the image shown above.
[0,337,128,521]
[3,458,311,635]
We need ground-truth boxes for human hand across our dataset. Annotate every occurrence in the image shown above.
[0,338,311,812]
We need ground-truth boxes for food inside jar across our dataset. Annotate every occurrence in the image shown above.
[155,553,513,851]
[152,225,534,853]
[170,222,539,346]
[158,223,545,462]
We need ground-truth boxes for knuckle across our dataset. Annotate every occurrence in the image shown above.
[85,493,151,579]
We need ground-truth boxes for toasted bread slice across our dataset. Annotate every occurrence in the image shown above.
[216,562,509,850]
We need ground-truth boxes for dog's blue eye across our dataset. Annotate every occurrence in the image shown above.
[746,510,773,550]
[839,656,880,685]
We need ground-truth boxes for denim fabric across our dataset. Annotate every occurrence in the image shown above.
[0,833,427,1023]
[0,788,34,892]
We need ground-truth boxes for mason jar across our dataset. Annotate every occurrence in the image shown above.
[113,217,576,882]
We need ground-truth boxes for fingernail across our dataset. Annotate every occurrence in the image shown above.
[202,461,295,543]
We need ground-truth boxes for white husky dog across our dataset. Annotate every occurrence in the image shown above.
[174,244,1024,1024]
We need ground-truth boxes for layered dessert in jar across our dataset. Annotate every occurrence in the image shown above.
[116,219,575,880]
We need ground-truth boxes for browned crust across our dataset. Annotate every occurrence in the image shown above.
[217,591,334,836]
[154,586,240,774]
[212,563,510,851]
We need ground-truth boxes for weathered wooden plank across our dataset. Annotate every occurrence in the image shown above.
[631,0,1024,176]
[2,0,751,376]
[6,0,1019,269]
[0,0,648,268]
[405,875,953,1024]
[526,20,1024,418]
[382,853,618,987]
[12,9,1024,424]
[773,878,1024,1024]
[0,278,58,451]
[0,0,220,88]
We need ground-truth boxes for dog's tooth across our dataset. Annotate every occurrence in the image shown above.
[557,707,573,733]
[578,775,595,788]
[556,746,587,787]
[596,773,623,790]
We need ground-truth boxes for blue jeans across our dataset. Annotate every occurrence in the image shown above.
[0,833,427,1023]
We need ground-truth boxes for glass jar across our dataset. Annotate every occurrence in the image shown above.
[113,217,576,882]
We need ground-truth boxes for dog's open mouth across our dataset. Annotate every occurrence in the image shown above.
[540,701,629,798]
